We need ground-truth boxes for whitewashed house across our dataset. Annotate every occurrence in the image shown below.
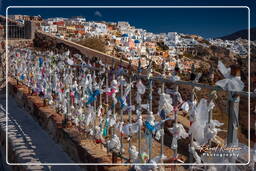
[168,32,181,44]
[121,33,129,43]
[92,23,107,34]
[117,21,130,31]
[50,25,58,33]
[41,25,50,33]
[181,38,198,47]
[71,16,86,25]
[140,46,147,55]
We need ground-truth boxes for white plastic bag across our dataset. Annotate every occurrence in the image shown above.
[215,61,244,91]
[136,80,146,94]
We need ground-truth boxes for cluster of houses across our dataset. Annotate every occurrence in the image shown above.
[35,16,201,72]
[9,15,42,24]
[40,17,108,39]
[208,38,248,56]
[8,15,248,73]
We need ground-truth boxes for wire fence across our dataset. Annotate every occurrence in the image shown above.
[7,46,253,169]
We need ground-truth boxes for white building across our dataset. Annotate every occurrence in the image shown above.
[209,38,248,55]
[71,16,86,25]
[117,21,130,31]
[140,46,147,55]
[92,23,107,34]
[181,38,198,46]
[50,25,58,33]
[47,17,66,23]
[41,25,50,33]
[167,32,181,46]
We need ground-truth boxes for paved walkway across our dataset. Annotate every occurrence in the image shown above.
[0,88,84,171]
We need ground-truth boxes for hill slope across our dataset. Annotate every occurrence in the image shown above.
[219,27,256,41]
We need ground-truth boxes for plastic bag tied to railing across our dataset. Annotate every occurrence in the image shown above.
[8,47,252,170]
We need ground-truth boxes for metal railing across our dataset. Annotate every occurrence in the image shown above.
[0,15,29,40]
[5,25,25,40]
[8,46,253,169]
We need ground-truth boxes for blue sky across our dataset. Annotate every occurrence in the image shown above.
[0,0,255,38]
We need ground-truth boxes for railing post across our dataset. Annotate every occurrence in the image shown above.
[227,92,239,146]
[93,63,97,134]
[104,66,109,137]
[147,60,153,161]
[189,87,195,166]
[137,58,142,157]
[173,84,179,160]
[112,70,116,136]
[160,60,166,160]
[148,78,153,160]
[112,152,118,163]
[227,65,241,150]
[208,91,217,146]
[119,57,124,158]
[120,74,124,155]
[128,75,132,161]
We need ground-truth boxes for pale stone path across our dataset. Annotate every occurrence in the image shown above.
[0,88,84,171]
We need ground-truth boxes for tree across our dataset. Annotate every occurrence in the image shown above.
[76,36,106,53]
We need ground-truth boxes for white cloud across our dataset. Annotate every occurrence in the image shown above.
[94,10,102,17]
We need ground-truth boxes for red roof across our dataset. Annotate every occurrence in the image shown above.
[75,25,84,29]
[53,21,65,26]
[74,30,85,35]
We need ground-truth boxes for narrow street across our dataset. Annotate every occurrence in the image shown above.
[0,87,84,171]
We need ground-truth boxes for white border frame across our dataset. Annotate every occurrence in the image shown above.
[5,6,251,166]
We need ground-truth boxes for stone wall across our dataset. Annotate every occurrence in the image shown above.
[34,31,130,68]
[8,78,128,171]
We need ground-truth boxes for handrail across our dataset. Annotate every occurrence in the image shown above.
[72,63,255,98]
[35,30,254,98]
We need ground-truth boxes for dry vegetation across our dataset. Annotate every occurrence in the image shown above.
[76,36,107,53]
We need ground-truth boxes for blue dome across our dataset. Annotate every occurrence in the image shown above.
[134,40,140,43]
[122,33,128,37]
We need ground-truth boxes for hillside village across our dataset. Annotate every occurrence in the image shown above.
[8,15,250,74]
[0,14,254,171]
[7,15,255,91]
